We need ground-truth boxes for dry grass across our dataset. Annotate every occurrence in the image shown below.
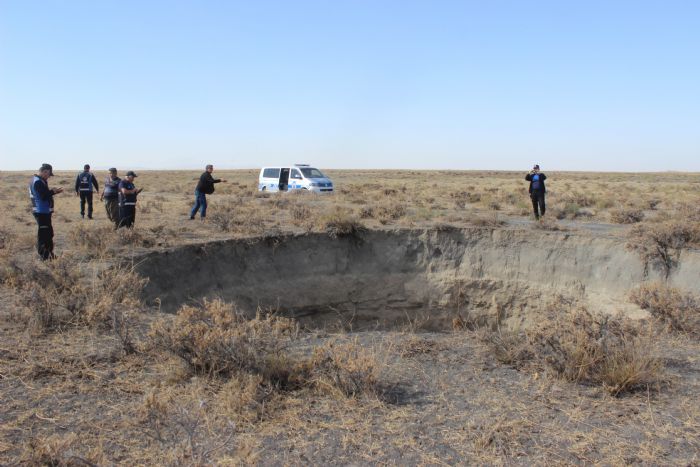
[2,256,144,338]
[630,282,700,335]
[610,208,645,224]
[317,207,366,238]
[484,308,664,396]
[305,338,382,398]
[627,221,700,276]
[149,299,299,385]
[1,169,700,464]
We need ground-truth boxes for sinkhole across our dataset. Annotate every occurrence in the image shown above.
[135,227,699,330]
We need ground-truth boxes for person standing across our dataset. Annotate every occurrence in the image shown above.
[117,171,142,229]
[74,164,99,219]
[29,163,63,260]
[190,164,227,220]
[100,168,121,225]
[525,164,547,220]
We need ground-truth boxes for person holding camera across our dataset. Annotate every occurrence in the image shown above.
[525,164,547,220]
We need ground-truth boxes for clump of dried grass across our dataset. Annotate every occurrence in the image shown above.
[208,202,266,236]
[484,308,664,396]
[304,338,382,398]
[6,256,145,352]
[18,433,99,466]
[629,282,700,335]
[66,223,114,257]
[317,208,365,238]
[149,299,299,387]
[627,221,700,277]
[610,208,645,224]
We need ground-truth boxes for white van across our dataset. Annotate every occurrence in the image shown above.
[258,164,334,193]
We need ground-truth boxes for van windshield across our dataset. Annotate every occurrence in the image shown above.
[300,168,325,178]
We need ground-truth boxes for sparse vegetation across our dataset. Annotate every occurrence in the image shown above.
[149,299,299,385]
[630,282,700,335]
[627,221,700,276]
[317,208,365,238]
[305,339,382,398]
[1,169,700,464]
[483,308,664,396]
[610,208,645,224]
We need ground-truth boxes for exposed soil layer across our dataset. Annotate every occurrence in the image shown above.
[137,227,700,328]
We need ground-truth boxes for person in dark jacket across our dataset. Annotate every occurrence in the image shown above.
[74,163,99,219]
[117,171,142,229]
[525,164,547,220]
[190,164,227,220]
[100,168,121,225]
[29,163,63,260]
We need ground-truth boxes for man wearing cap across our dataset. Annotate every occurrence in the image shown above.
[190,164,227,220]
[525,164,547,220]
[117,171,142,229]
[29,164,63,260]
[100,168,121,225]
[74,164,99,219]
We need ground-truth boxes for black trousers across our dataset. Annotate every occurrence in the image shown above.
[118,205,135,229]
[530,190,546,218]
[79,191,94,218]
[33,213,55,260]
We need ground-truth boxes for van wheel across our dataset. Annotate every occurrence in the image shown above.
[261,186,266,191]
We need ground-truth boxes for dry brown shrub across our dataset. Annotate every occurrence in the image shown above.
[484,308,664,396]
[7,256,145,350]
[627,221,700,277]
[149,299,299,386]
[208,202,266,235]
[374,203,407,224]
[138,385,238,463]
[305,339,381,398]
[317,208,365,238]
[449,190,482,204]
[67,223,114,257]
[291,203,311,222]
[610,208,645,224]
[630,282,700,335]
[215,373,274,423]
[18,434,84,466]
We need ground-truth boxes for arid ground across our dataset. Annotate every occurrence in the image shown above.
[1,169,699,465]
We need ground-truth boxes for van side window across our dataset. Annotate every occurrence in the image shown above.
[263,168,280,178]
[290,169,302,179]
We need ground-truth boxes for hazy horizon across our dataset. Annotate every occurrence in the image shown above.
[2,1,699,172]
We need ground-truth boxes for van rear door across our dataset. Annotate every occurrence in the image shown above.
[278,168,290,191]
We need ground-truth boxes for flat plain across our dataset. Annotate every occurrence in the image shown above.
[1,169,699,465]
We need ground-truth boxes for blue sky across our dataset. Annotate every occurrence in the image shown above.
[1,0,698,171]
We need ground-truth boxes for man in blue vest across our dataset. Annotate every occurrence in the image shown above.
[117,171,143,229]
[29,163,64,260]
[525,164,547,220]
[74,164,99,219]
[100,167,121,225]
